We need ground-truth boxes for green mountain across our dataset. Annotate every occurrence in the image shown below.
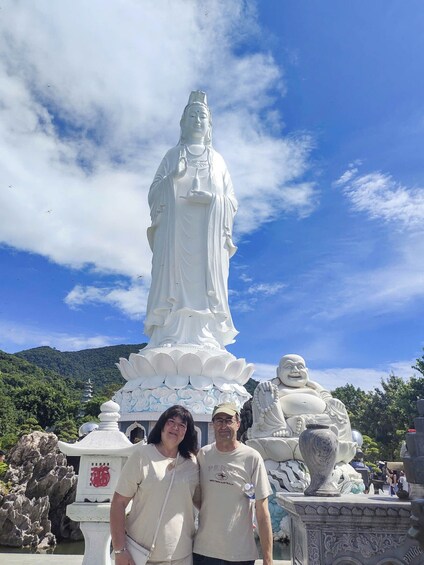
[15,343,258,393]
[15,343,147,388]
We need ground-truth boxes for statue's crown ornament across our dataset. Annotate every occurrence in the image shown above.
[187,90,208,106]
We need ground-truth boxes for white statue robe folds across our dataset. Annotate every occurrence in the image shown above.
[145,145,238,349]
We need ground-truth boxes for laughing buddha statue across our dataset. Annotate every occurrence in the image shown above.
[246,354,357,465]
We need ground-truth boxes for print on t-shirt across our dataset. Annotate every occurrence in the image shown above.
[208,464,235,486]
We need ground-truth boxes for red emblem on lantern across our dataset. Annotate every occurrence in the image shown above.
[90,464,110,488]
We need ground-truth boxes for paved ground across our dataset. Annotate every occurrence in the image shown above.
[0,557,83,564]
[0,557,290,565]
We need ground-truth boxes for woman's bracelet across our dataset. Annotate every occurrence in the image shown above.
[114,547,128,554]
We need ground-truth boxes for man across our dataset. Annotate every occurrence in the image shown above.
[194,402,273,565]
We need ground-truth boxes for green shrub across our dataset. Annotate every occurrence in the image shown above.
[0,461,8,480]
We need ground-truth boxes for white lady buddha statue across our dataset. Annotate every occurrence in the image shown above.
[144,91,238,350]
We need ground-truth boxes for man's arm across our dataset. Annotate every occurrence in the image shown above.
[255,497,273,565]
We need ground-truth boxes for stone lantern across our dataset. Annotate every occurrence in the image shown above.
[59,400,135,565]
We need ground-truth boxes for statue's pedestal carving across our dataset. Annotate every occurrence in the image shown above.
[113,346,252,444]
[277,492,423,565]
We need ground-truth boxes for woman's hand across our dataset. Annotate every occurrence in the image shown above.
[115,550,136,565]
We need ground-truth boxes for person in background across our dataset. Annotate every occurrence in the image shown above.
[0,450,5,463]
[387,470,398,496]
[398,470,409,498]
[110,405,199,565]
[194,402,273,565]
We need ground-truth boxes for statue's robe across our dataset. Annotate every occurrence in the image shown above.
[145,145,238,349]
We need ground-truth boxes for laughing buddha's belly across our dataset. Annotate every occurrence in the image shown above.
[280,392,327,416]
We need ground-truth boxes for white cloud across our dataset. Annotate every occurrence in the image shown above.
[310,360,420,392]
[314,230,424,320]
[336,167,424,227]
[252,362,277,382]
[333,167,358,186]
[0,320,122,352]
[0,0,316,287]
[65,283,149,319]
[290,166,424,321]
[247,282,286,295]
[230,279,286,312]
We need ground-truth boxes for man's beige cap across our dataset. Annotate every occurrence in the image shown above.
[212,402,239,418]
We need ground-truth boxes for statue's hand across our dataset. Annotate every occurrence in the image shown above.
[254,380,278,409]
[248,381,293,440]
[174,156,187,179]
[183,190,213,204]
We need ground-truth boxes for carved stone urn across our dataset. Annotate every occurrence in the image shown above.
[299,423,340,497]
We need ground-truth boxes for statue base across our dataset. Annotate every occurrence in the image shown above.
[263,459,364,540]
[113,345,252,445]
[277,492,423,564]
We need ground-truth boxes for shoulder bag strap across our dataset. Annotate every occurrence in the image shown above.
[150,452,179,551]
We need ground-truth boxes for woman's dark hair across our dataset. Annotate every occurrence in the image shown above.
[147,405,198,458]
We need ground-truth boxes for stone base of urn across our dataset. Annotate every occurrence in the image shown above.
[113,345,252,445]
[277,492,424,565]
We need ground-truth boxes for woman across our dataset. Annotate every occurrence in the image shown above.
[387,470,397,496]
[110,405,199,565]
[144,90,238,350]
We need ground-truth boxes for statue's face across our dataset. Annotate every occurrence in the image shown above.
[277,355,308,388]
[182,104,210,141]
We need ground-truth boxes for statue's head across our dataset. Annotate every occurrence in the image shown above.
[180,90,212,145]
[277,354,309,388]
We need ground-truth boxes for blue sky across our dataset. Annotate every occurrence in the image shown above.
[0,0,423,391]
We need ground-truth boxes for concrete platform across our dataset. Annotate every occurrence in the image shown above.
[0,557,289,565]
[0,557,83,564]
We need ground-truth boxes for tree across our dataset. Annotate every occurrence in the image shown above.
[82,395,110,418]
[413,349,424,378]
[13,381,80,429]
[0,393,21,438]
[361,434,382,471]
[54,419,79,443]
[359,375,420,460]
[331,384,373,432]
[245,378,259,396]
[18,417,43,436]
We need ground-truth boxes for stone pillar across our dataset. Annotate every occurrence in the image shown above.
[403,398,424,548]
